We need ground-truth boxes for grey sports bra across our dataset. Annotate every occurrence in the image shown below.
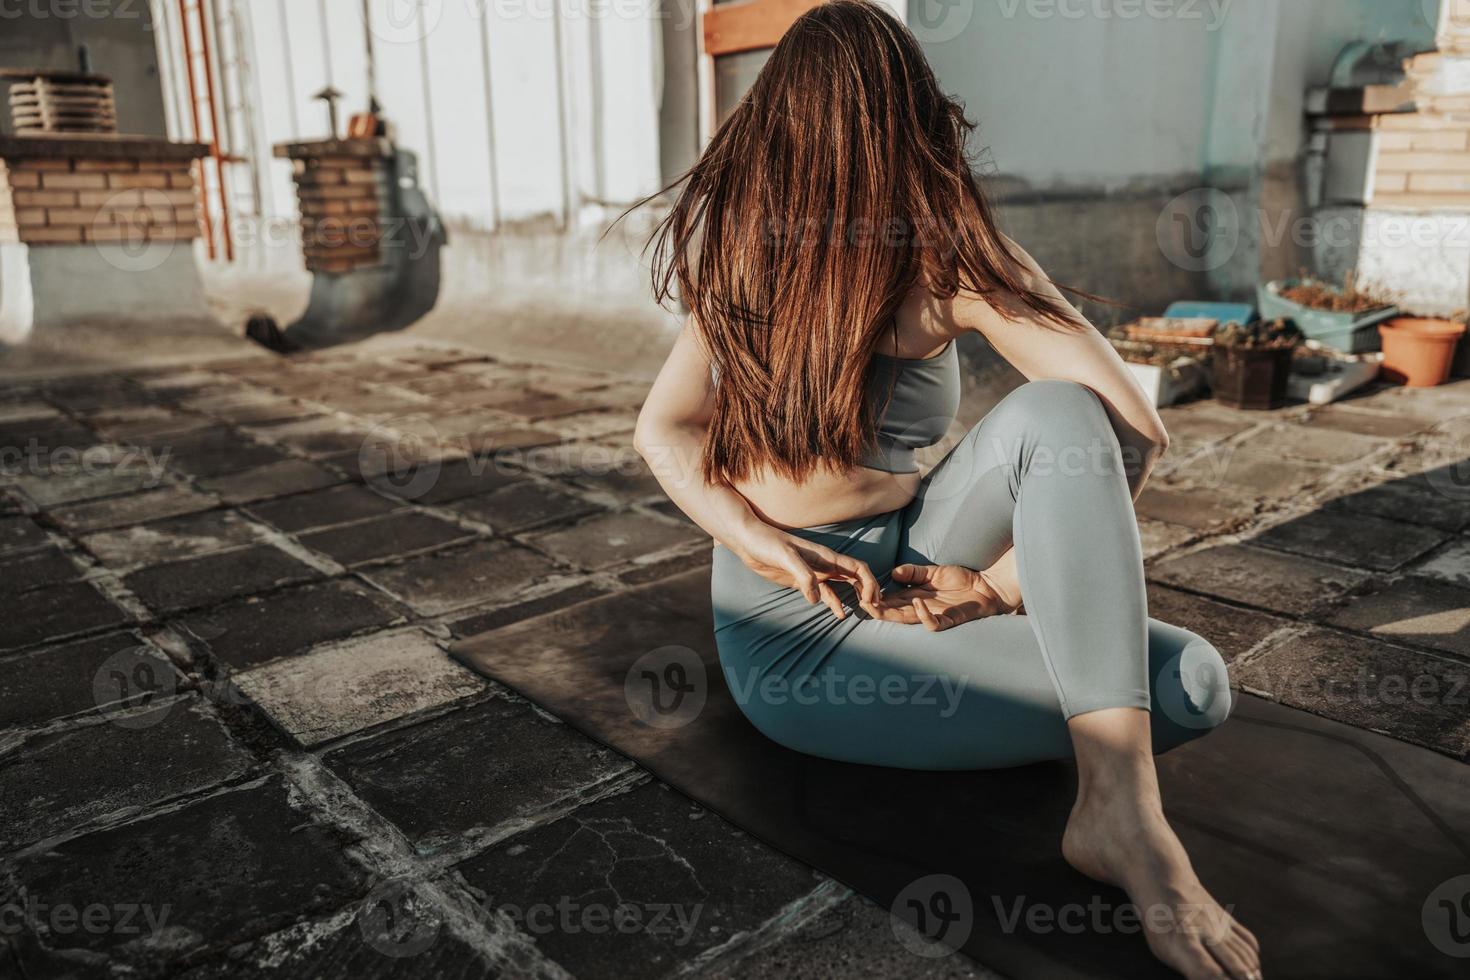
[706,338,961,475]
[863,340,961,474]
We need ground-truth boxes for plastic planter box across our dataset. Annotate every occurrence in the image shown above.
[1213,346,1294,410]
[1164,301,1256,326]
[1256,280,1396,354]
[1286,350,1382,405]
[1125,358,1207,408]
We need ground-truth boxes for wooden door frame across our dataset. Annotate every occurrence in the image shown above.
[697,0,825,141]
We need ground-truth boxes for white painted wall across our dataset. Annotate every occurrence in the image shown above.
[156,0,666,235]
[918,0,1437,190]
[919,1,1223,190]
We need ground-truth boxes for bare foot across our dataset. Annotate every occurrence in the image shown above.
[1062,791,1262,980]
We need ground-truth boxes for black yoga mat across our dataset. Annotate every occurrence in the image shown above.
[452,567,1470,979]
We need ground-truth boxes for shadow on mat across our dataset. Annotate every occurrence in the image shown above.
[452,452,1470,980]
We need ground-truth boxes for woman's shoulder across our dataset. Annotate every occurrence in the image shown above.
[892,283,967,356]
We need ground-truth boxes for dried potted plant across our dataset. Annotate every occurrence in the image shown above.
[1212,319,1302,410]
[1122,316,1217,344]
[1108,330,1208,408]
[1256,271,1396,353]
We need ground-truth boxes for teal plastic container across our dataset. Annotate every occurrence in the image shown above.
[1256,281,1396,354]
[1164,301,1256,325]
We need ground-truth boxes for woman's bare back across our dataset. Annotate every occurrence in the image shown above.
[729,286,958,529]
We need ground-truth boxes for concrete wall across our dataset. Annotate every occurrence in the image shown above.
[922,4,1221,190]
[0,0,167,137]
[659,0,701,184]
[918,0,1438,315]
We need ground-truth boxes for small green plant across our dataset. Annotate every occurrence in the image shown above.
[1214,318,1302,350]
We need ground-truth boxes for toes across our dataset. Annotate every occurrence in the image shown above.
[1179,944,1229,980]
[1232,920,1261,954]
[1225,933,1262,977]
[1155,936,1228,980]
[1203,933,1255,980]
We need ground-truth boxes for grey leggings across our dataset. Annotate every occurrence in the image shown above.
[711,380,1231,770]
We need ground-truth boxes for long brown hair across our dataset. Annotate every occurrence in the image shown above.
[643,0,1083,485]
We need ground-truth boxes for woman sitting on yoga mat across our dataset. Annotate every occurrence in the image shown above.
[630,3,1258,979]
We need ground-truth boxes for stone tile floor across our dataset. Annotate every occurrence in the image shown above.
[0,341,1466,978]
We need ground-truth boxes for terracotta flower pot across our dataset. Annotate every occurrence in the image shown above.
[1378,318,1467,388]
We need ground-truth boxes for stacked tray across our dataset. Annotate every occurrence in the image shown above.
[3,69,117,135]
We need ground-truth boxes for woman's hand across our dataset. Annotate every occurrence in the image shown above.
[870,563,1016,631]
[732,523,882,620]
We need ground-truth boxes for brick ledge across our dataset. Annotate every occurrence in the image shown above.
[0,134,209,161]
[273,138,393,160]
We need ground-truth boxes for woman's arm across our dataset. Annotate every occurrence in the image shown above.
[634,323,881,618]
[947,236,1170,493]
[632,325,761,550]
